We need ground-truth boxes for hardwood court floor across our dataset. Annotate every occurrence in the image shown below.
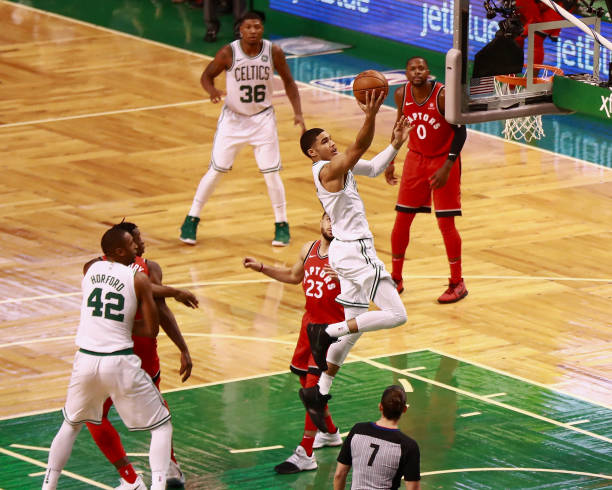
[0,0,611,431]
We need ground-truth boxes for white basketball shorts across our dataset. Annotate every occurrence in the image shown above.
[63,350,170,431]
[210,106,281,173]
[329,238,392,308]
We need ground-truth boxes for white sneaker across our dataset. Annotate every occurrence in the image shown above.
[114,475,146,490]
[313,428,343,449]
[166,459,186,487]
[273,445,317,474]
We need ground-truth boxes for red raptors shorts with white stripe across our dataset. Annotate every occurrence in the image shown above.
[396,151,462,217]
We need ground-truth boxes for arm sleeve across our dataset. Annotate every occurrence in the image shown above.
[402,439,421,482]
[352,145,399,177]
[448,124,467,160]
[336,428,355,465]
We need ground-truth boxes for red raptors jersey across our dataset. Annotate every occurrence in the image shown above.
[302,240,344,324]
[403,81,454,156]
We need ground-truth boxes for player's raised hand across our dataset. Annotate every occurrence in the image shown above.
[391,116,413,149]
[179,349,193,382]
[357,89,385,117]
[209,87,226,103]
[175,289,199,308]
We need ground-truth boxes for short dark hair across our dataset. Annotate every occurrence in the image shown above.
[101,227,130,256]
[381,385,406,420]
[239,11,264,26]
[114,219,137,235]
[300,128,324,157]
[406,56,427,68]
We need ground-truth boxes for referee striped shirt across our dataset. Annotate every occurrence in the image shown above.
[337,422,420,489]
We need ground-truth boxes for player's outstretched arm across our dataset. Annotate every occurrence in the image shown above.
[353,116,412,178]
[146,261,199,308]
[272,44,306,133]
[200,45,232,103]
[149,261,193,382]
[133,271,159,338]
[321,91,385,190]
[243,241,311,284]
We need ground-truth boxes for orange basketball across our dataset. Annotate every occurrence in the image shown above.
[352,70,389,104]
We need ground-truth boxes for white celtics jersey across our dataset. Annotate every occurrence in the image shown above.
[312,160,373,241]
[76,260,138,353]
[224,39,274,116]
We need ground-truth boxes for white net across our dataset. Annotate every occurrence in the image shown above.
[494,77,544,142]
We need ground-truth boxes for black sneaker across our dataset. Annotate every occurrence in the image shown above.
[306,323,334,372]
[299,386,331,433]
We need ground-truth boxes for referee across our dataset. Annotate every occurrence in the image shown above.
[334,385,421,489]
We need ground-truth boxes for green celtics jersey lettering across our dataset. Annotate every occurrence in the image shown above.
[76,260,138,352]
[225,39,274,116]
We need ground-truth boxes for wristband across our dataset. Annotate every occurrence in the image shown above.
[447,153,458,162]
[259,263,264,272]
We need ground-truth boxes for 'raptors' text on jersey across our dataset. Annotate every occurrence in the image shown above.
[403,81,454,156]
[225,39,274,116]
[302,241,344,324]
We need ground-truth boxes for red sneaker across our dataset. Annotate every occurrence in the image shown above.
[392,277,404,294]
[438,279,468,304]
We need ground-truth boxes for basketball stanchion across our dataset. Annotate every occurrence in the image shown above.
[494,64,564,142]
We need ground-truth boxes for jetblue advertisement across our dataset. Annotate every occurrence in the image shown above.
[270,0,612,79]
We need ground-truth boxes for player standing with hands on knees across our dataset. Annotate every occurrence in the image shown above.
[180,11,306,247]
[298,90,412,432]
[386,56,468,303]
[43,227,172,490]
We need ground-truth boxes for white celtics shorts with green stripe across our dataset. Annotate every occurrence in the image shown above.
[329,237,392,308]
[63,349,170,431]
[209,105,281,174]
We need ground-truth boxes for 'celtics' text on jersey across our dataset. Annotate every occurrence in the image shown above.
[224,39,275,116]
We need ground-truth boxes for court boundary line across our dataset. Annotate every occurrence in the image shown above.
[429,348,612,411]
[0,348,429,422]
[1,272,609,306]
[355,354,612,444]
[421,467,612,480]
[0,447,112,489]
[3,0,610,172]
[2,348,610,446]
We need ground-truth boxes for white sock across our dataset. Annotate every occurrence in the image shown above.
[44,421,82,489]
[318,372,334,395]
[263,171,287,223]
[188,168,223,217]
[149,421,172,487]
[42,469,61,490]
[151,471,167,489]
[325,321,350,338]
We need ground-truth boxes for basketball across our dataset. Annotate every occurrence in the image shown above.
[352,70,389,104]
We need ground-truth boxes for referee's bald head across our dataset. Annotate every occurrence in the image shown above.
[380,385,407,420]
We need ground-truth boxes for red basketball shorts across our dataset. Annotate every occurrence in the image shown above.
[396,151,461,217]
[290,315,321,377]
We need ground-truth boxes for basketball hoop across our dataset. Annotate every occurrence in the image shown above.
[494,64,564,142]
